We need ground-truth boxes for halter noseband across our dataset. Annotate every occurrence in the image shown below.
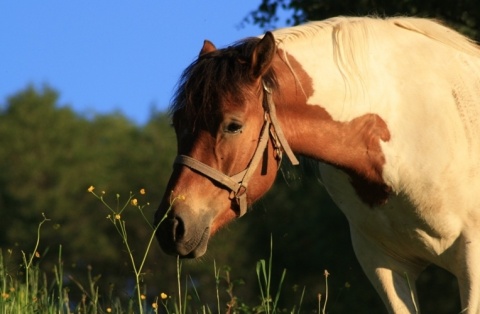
[174,82,299,217]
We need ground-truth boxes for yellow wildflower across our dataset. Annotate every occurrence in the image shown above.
[131,198,138,206]
[115,214,121,220]
[152,302,158,309]
[2,293,9,299]
[141,294,146,300]
[140,188,146,195]
[106,308,112,313]
[160,292,168,300]
[35,251,40,258]
[87,186,95,193]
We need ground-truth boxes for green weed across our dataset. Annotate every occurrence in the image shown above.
[0,188,328,314]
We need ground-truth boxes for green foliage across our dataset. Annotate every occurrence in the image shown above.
[0,226,308,314]
[0,85,178,306]
[246,0,479,40]
[255,236,286,314]
[88,187,170,314]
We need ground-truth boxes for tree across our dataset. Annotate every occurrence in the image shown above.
[246,0,479,40]
[0,86,181,302]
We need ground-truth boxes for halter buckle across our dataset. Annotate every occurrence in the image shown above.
[229,185,247,200]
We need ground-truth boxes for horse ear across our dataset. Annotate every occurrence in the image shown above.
[199,40,216,56]
[250,32,276,78]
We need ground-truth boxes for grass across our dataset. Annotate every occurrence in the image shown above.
[88,187,167,314]
[0,188,331,314]
[256,236,286,314]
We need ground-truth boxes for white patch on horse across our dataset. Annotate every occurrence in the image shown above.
[271,17,480,313]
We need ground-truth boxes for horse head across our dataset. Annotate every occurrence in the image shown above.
[155,33,288,258]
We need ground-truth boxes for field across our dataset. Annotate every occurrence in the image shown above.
[0,188,329,314]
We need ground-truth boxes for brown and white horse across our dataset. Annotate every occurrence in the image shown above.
[155,17,480,313]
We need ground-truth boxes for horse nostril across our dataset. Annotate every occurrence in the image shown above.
[172,215,185,242]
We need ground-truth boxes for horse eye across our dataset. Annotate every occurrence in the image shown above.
[224,122,243,134]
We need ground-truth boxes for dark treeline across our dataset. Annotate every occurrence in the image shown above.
[0,85,461,312]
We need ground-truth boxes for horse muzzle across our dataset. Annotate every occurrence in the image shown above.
[155,201,211,258]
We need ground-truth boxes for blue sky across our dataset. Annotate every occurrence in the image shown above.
[0,1,288,124]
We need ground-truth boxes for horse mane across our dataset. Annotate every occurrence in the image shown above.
[271,16,480,116]
[273,17,480,83]
[273,16,479,56]
[170,38,277,132]
[391,17,480,56]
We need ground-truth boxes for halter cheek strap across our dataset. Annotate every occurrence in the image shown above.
[174,82,299,217]
[262,81,299,165]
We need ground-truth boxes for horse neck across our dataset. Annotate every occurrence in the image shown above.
[271,52,390,185]
[271,51,343,161]
[273,87,348,165]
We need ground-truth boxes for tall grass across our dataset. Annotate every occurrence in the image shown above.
[88,186,171,314]
[256,235,286,314]
[0,188,330,313]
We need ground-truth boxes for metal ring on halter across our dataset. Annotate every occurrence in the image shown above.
[262,81,273,94]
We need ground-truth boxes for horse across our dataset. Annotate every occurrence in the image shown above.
[154,16,480,313]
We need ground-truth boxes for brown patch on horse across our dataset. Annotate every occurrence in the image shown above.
[342,115,391,206]
[271,49,391,206]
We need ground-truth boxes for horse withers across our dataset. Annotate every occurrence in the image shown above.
[155,17,480,313]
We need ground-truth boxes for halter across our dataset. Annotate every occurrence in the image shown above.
[174,82,299,217]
